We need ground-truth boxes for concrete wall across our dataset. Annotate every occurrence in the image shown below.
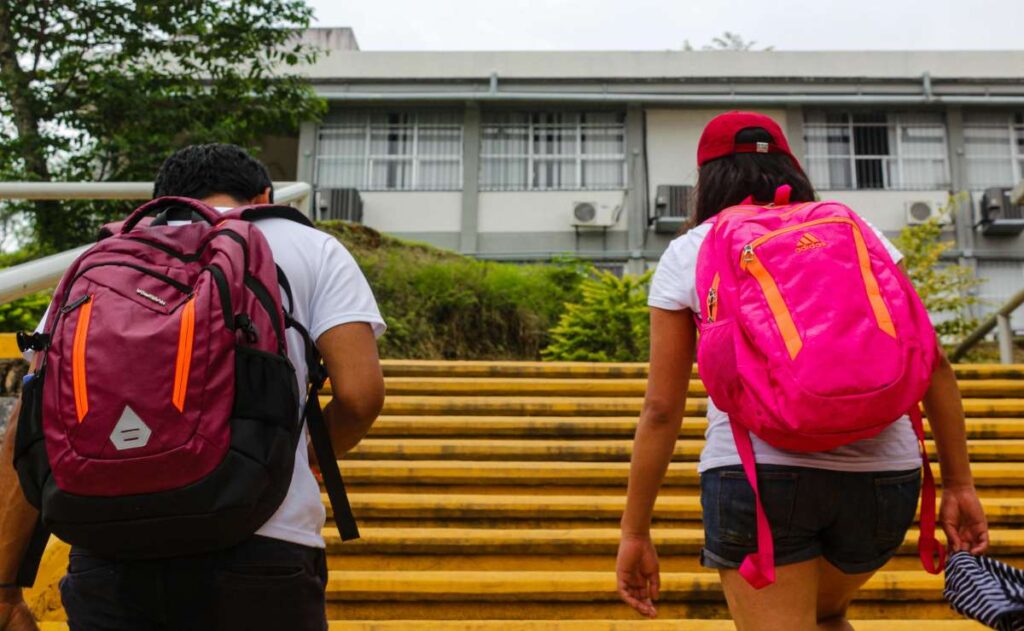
[259,135,300,181]
[819,190,952,235]
[645,107,790,207]
[361,192,462,250]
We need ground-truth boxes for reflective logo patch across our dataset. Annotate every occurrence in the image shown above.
[795,233,828,253]
[136,289,167,306]
[110,405,152,451]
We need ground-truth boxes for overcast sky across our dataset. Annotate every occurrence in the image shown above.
[308,0,1024,51]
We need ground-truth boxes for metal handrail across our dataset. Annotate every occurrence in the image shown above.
[950,287,1024,364]
[0,182,313,304]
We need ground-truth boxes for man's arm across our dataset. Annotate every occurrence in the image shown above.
[0,402,41,629]
[317,322,385,454]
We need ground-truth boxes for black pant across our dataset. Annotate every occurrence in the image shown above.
[60,536,328,631]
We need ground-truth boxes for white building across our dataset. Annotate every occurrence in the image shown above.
[267,29,1024,310]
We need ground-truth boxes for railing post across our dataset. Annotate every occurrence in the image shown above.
[998,314,1015,365]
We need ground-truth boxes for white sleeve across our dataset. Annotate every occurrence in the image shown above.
[648,237,700,313]
[308,237,386,341]
[864,220,905,265]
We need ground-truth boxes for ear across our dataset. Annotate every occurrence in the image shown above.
[249,187,272,205]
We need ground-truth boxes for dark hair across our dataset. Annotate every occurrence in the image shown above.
[692,152,816,226]
[153,144,273,203]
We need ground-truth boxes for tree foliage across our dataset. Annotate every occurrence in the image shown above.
[542,270,652,362]
[683,31,774,51]
[0,0,325,252]
[893,194,984,340]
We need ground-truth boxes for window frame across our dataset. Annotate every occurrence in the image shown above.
[803,112,951,191]
[963,112,1024,190]
[480,111,628,191]
[315,111,464,192]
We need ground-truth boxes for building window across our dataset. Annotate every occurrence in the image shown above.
[315,110,463,191]
[963,111,1024,190]
[804,111,950,190]
[480,111,627,191]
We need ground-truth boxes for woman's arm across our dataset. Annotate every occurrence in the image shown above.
[925,347,989,554]
[617,307,696,618]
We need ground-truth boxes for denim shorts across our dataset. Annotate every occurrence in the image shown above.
[700,465,921,574]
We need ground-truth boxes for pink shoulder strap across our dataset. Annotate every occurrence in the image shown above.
[729,404,943,590]
[728,419,776,589]
[911,406,945,574]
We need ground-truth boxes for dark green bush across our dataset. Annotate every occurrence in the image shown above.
[320,221,587,359]
[542,269,652,362]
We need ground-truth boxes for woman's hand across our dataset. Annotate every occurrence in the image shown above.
[616,532,660,618]
[0,590,39,631]
[940,484,989,555]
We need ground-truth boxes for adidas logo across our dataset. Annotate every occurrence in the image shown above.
[795,233,828,253]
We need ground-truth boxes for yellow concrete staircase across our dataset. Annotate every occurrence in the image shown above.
[35,359,1024,629]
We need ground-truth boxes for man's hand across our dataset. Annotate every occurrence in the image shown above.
[317,322,384,454]
[940,485,989,555]
[0,590,38,631]
[616,532,660,619]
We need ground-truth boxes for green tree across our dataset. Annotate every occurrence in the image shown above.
[0,0,325,252]
[893,193,984,340]
[542,269,653,362]
[683,31,774,51]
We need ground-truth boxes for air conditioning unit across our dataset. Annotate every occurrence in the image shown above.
[317,188,363,223]
[571,201,621,228]
[652,185,693,234]
[980,187,1024,237]
[904,199,951,226]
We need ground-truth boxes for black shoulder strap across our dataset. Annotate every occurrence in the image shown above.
[236,205,315,229]
[277,265,294,315]
[16,518,49,587]
[286,314,359,542]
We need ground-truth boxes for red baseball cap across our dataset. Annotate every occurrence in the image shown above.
[697,111,801,169]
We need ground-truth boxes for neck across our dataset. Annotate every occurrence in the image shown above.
[201,194,246,208]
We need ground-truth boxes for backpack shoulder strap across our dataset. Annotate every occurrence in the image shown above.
[222,204,315,229]
[15,517,49,587]
[285,314,360,542]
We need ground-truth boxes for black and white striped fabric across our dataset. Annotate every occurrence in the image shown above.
[945,551,1024,630]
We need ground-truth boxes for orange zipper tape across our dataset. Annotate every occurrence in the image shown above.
[172,297,196,412]
[72,296,93,423]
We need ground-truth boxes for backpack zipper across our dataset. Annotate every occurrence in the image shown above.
[172,296,197,412]
[741,245,804,359]
[72,295,94,423]
[740,217,897,360]
[707,273,720,323]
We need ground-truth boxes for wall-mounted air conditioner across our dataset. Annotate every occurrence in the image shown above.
[317,188,363,223]
[571,201,622,228]
[652,185,693,234]
[980,187,1024,237]
[904,199,951,226]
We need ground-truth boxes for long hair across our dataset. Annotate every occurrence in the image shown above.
[691,152,817,227]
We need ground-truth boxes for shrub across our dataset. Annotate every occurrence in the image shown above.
[542,269,652,362]
[893,194,984,341]
[319,221,587,359]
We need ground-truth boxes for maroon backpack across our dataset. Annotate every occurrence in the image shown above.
[13,197,358,586]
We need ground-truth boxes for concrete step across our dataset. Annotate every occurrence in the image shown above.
[346,438,1024,462]
[375,377,1024,399]
[338,460,1024,491]
[378,359,1024,380]
[40,620,990,630]
[368,396,1024,418]
[365,415,1024,439]
[340,493,1024,525]
[319,527,1024,556]
[313,570,961,619]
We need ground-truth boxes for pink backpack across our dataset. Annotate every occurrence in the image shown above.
[12,197,358,586]
[695,185,943,588]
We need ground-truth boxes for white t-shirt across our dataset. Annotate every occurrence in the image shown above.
[33,210,386,549]
[648,221,922,474]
